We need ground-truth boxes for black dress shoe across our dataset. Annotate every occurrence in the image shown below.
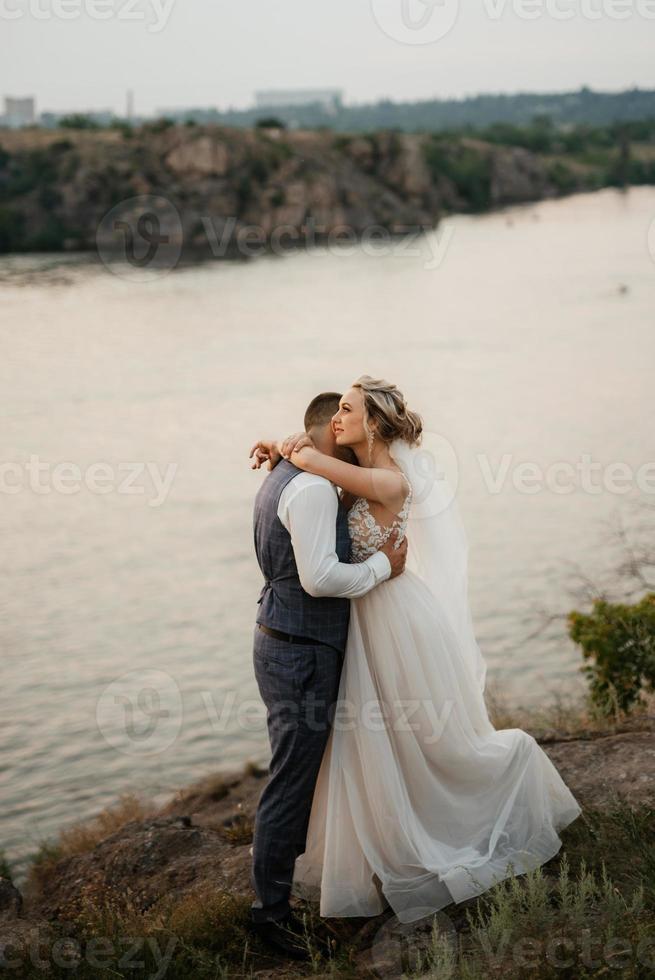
[249,912,311,960]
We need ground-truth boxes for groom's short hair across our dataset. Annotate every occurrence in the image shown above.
[304,392,342,431]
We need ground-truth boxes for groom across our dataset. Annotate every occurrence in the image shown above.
[248,391,407,958]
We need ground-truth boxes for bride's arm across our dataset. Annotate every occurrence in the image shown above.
[249,434,405,509]
[287,444,403,506]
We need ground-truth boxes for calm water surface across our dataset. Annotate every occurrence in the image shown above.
[2,186,654,884]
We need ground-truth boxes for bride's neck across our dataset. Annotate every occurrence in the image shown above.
[352,441,393,470]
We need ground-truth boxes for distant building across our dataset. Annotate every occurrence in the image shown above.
[254,89,343,115]
[1,96,36,128]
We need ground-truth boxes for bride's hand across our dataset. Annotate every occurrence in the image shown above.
[249,439,282,471]
[280,431,315,460]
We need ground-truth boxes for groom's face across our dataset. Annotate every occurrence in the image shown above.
[310,421,339,458]
[311,421,358,465]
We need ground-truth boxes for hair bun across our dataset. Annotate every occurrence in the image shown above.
[353,375,423,448]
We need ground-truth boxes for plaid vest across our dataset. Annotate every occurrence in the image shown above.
[253,459,351,651]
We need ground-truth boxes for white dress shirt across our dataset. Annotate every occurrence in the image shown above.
[277,472,391,598]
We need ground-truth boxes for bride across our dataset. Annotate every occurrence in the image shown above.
[256,374,582,924]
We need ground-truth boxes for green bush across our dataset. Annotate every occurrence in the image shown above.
[0,148,59,201]
[38,185,63,209]
[144,116,175,134]
[332,134,353,152]
[424,138,492,210]
[625,158,655,185]
[255,115,286,130]
[547,161,579,193]
[59,114,100,130]
[111,120,134,138]
[249,157,270,183]
[567,592,655,716]
[25,215,69,251]
[0,207,25,251]
[387,129,403,161]
[0,849,13,882]
[236,174,252,208]
[483,115,556,153]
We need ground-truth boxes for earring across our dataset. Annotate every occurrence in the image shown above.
[366,426,375,465]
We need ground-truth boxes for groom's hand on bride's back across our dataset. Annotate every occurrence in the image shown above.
[381,529,407,579]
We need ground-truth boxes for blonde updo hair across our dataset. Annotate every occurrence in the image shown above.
[352,375,423,448]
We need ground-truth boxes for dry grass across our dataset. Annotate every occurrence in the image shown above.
[25,792,155,897]
[56,792,155,855]
[484,679,655,743]
[159,773,238,814]
[151,761,264,820]
[218,813,255,845]
[242,759,267,779]
[73,879,252,951]
[165,891,254,973]
[12,882,257,979]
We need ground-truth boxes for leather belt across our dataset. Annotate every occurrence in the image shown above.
[258,624,324,646]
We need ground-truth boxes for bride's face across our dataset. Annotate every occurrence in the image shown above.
[331,387,367,447]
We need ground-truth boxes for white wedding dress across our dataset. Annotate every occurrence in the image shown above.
[291,462,583,924]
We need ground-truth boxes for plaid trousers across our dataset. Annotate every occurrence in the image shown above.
[250,624,343,923]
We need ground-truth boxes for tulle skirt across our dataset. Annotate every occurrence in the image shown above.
[291,569,583,923]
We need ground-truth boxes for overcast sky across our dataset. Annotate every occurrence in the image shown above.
[2,0,654,116]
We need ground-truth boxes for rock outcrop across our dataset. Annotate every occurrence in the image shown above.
[0,124,596,258]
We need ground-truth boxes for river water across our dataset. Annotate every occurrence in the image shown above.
[1,186,654,884]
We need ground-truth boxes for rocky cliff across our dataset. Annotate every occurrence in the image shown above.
[0,124,598,259]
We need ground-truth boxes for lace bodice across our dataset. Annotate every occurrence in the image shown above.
[347,475,413,562]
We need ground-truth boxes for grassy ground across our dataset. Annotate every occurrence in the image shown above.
[10,797,655,979]
[5,689,655,979]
